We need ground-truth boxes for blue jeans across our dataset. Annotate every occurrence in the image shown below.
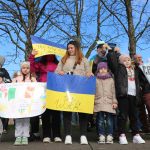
[96,112,113,135]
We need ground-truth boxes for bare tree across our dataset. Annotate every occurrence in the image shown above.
[101,0,150,57]
[0,0,54,60]
[46,0,121,58]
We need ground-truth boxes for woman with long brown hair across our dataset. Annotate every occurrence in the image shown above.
[55,40,93,145]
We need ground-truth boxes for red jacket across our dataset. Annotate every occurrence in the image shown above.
[28,54,57,82]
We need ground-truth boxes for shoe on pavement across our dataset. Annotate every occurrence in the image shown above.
[65,135,72,144]
[3,129,7,134]
[14,137,22,145]
[119,134,128,145]
[29,133,41,141]
[54,137,62,142]
[133,134,145,144]
[98,135,105,144]
[106,135,113,144]
[43,137,51,143]
[80,135,88,145]
[22,137,28,145]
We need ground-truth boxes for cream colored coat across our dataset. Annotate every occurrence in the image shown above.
[94,78,117,114]
[55,56,91,76]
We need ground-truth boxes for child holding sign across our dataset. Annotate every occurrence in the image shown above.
[13,61,36,145]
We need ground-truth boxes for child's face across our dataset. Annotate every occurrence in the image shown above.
[99,68,108,75]
[21,65,30,75]
[123,58,131,68]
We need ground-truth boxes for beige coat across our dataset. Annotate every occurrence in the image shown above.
[94,78,117,114]
[55,56,91,76]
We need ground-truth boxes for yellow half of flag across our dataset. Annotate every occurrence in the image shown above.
[46,90,94,114]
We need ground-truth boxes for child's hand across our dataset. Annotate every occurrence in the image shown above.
[112,103,117,109]
[32,49,38,56]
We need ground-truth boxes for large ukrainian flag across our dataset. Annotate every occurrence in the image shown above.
[31,35,66,58]
[46,72,96,114]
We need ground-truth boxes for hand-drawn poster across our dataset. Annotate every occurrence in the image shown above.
[0,83,46,118]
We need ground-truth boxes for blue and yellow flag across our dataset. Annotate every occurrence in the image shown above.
[46,72,96,114]
[31,35,66,58]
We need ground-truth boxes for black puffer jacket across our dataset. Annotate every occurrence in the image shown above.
[107,51,147,103]
[0,68,11,83]
[114,64,140,100]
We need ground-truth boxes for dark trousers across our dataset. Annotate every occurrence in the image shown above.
[30,116,40,134]
[96,112,114,136]
[143,93,150,117]
[138,100,150,132]
[143,93,150,130]
[118,95,139,135]
[63,112,88,136]
[1,118,9,130]
[42,109,61,139]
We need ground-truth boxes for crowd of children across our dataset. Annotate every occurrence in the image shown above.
[0,40,150,146]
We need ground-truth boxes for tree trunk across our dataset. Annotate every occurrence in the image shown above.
[25,36,33,60]
[124,0,136,58]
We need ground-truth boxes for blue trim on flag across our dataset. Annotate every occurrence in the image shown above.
[31,35,66,49]
[47,72,96,95]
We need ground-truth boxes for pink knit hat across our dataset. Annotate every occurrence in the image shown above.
[119,54,131,64]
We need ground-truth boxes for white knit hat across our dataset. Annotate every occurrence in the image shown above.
[20,61,30,68]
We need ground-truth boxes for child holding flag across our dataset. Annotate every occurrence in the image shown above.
[29,52,62,143]
[13,61,36,145]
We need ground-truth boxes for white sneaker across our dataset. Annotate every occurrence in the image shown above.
[119,134,128,145]
[98,135,105,144]
[43,137,51,143]
[106,135,113,144]
[65,135,72,144]
[133,134,145,144]
[54,137,62,142]
[80,135,88,145]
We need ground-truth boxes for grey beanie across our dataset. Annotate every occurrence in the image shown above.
[0,55,5,67]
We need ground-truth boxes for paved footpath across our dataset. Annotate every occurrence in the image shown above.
[1,127,150,150]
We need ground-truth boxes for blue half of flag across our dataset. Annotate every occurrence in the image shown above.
[47,72,96,95]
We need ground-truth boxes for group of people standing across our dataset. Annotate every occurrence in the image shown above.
[0,40,150,146]
[92,41,150,145]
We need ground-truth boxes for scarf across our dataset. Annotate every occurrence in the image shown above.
[96,72,112,80]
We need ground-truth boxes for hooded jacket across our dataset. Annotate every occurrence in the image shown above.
[28,54,58,82]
